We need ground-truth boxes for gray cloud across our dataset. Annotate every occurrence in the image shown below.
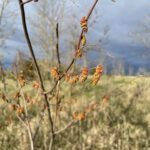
[1,0,150,71]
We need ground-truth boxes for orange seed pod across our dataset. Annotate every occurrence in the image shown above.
[72,112,86,121]
[95,65,103,74]
[78,112,86,121]
[92,65,103,85]
[50,67,59,80]
[79,67,88,83]
[102,95,109,104]
[32,81,40,89]
[80,16,88,32]
[16,107,24,114]
[69,75,79,84]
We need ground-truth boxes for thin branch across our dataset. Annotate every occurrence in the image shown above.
[17,78,33,138]
[54,121,77,135]
[56,23,61,69]
[21,0,37,5]
[66,0,99,72]
[43,0,100,95]
[17,115,34,150]
[54,24,61,127]
[59,0,100,75]
[42,80,59,95]
[18,0,55,148]
[54,81,60,127]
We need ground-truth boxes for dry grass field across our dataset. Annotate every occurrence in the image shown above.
[0,75,150,150]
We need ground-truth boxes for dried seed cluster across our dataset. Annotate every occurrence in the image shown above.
[32,81,40,89]
[72,96,110,121]
[69,75,79,84]
[72,112,86,121]
[65,65,103,85]
[80,16,88,32]
[79,67,88,83]
[50,67,59,80]
[92,65,103,85]
[10,104,24,115]
[16,107,24,114]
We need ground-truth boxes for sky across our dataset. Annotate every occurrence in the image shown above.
[1,0,150,72]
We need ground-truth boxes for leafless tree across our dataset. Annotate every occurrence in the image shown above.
[0,0,16,91]
[31,0,110,70]
[30,0,67,67]
[132,15,150,58]
[0,0,16,47]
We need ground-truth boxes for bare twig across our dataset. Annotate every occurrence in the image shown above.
[66,0,99,73]
[17,78,33,136]
[18,0,55,149]
[21,0,37,5]
[17,115,34,150]
[56,23,61,69]
[44,0,100,95]
[54,120,77,135]
[42,81,59,95]
[54,80,60,127]
[54,23,61,127]
[16,77,34,150]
